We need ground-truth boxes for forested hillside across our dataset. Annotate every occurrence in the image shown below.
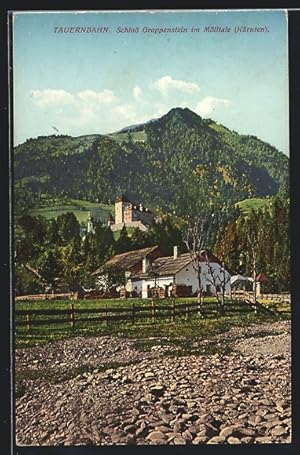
[14,107,289,218]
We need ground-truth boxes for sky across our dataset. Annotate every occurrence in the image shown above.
[13,10,289,155]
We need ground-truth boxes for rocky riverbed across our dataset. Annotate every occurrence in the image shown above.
[15,320,291,446]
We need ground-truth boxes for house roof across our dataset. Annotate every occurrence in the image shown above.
[132,250,222,279]
[151,253,192,277]
[92,245,159,275]
[256,273,270,283]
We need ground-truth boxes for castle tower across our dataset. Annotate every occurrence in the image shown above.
[115,194,131,224]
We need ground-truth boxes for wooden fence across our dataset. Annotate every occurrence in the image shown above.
[231,290,291,304]
[15,292,79,301]
[15,301,206,330]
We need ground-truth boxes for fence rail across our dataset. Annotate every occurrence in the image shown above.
[231,290,290,303]
[15,292,290,330]
[15,301,205,330]
[15,292,78,301]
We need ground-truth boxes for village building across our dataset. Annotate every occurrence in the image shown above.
[93,245,231,299]
[92,245,163,292]
[107,195,155,232]
[128,246,231,298]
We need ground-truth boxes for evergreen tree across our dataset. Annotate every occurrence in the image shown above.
[131,227,150,250]
[94,221,115,263]
[116,226,131,254]
[36,248,63,290]
[57,212,80,244]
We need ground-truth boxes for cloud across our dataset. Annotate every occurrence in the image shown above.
[153,76,200,96]
[113,104,137,122]
[195,96,231,116]
[30,89,75,108]
[77,89,116,105]
[133,85,143,100]
[76,106,97,126]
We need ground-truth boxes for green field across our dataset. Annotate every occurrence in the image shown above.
[235,197,271,216]
[30,198,114,224]
[15,297,290,349]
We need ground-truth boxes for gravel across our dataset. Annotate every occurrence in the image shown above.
[15,320,291,446]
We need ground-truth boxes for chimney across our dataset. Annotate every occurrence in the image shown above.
[142,257,150,273]
[173,246,179,260]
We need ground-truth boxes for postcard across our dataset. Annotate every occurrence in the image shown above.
[11,9,291,448]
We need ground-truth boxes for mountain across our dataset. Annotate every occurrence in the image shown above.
[14,107,289,217]
[116,118,157,133]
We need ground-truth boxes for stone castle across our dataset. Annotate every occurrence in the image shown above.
[107,195,155,232]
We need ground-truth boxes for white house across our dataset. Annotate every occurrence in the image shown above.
[127,246,231,299]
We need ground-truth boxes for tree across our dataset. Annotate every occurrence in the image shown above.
[183,215,210,313]
[243,209,264,308]
[131,227,150,250]
[116,226,131,254]
[36,248,63,292]
[148,217,185,256]
[56,212,80,244]
[101,265,125,291]
[214,221,240,274]
[15,214,46,261]
[15,264,44,296]
[204,253,230,315]
[93,221,116,263]
[46,218,61,245]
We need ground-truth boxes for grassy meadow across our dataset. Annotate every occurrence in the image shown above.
[29,198,114,224]
[15,297,290,349]
[235,197,272,216]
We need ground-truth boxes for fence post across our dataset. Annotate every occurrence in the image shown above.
[132,302,135,324]
[185,302,189,320]
[172,300,175,322]
[105,303,108,326]
[26,313,31,331]
[198,300,202,316]
[152,300,156,323]
[70,303,75,329]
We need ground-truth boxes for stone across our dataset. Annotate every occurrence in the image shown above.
[145,372,155,378]
[192,436,209,444]
[237,428,257,437]
[219,425,238,439]
[135,427,148,438]
[241,436,254,444]
[207,436,226,444]
[160,414,173,424]
[181,413,192,420]
[271,426,288,436]
[227,436,241,444]
[150,386,165,397]
[146,431,167,442]
[173,437,187,445]
[263,413,278,420]
[173,421,185,433]
[124,424,137,434]
[255,436,273,443]
[154,425,171,433]
[182,429,193,441]
[111,430,125,443]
